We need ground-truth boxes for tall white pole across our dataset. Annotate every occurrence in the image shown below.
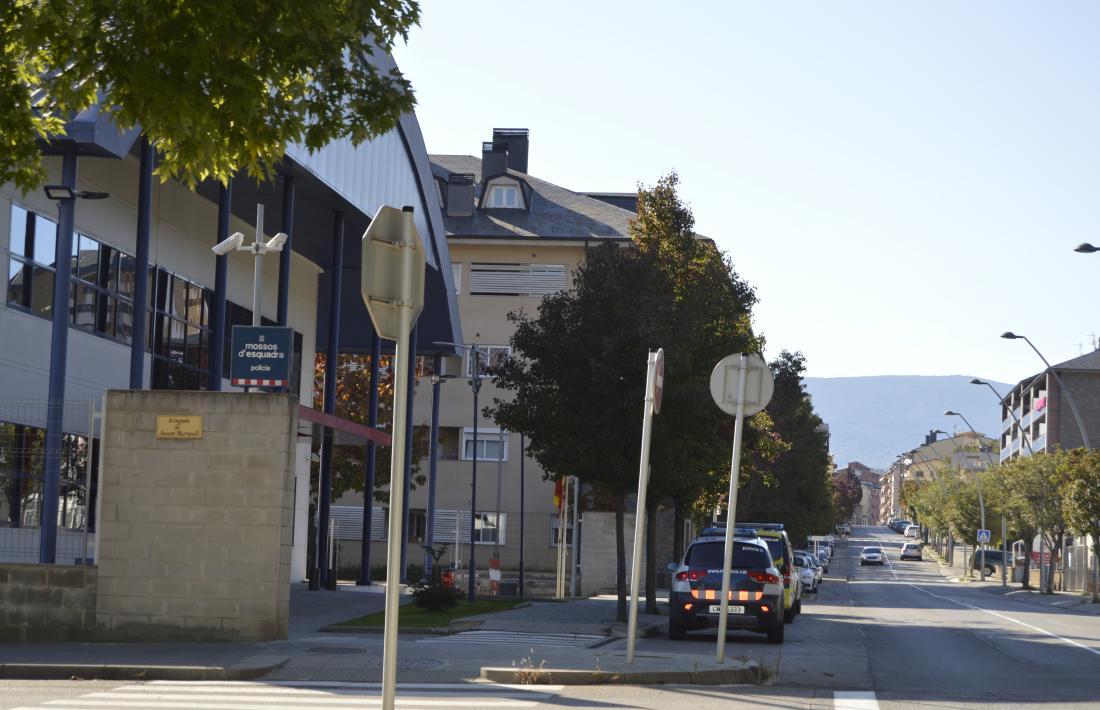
[716,355,748,663]
[626,351,658,664]
[252,204,264,327]
[380,210,417,710]
[570,475,579,598]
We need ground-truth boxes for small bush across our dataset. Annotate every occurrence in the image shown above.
[410,544,460,611]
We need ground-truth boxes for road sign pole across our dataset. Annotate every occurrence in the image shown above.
[716,355,748,664]
[627,350,660,664]
[379,207,420,710]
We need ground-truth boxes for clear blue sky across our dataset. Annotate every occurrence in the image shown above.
[394,1,1100,383]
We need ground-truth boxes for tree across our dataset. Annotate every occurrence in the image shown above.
[832,469,862,525]
[1061,448,1100,602]
[490,174,763,621]
[997,451,1073,593]
[2,1,419,191]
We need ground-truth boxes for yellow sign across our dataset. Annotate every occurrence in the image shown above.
[156,415,203,439]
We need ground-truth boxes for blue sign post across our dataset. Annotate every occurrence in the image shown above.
[231,326,293,387]
[977,529,991,543]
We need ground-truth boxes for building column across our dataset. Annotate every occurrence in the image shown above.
[209,180,232,390]
[277,175,295,326]
[357,332,382,586]
[399,322,418,582]
[40,142,79,563]
[316,212,344,590]
[128,136,154,389]
[424,352,442,576]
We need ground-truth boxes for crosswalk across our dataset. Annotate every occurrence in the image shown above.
[417,629,607,648]
[11,680,566,710]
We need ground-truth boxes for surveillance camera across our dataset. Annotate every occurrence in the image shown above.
[265,232,288,251]
[211,232,244,256]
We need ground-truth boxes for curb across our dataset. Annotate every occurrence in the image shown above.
[0,656,289,681]
[480,661,767,686]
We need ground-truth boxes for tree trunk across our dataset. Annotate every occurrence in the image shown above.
[645,495,658,615]
[1091,524,1100,603]
[1019,528,1034,590]
[673,500,685,563]
[615,490,627,622]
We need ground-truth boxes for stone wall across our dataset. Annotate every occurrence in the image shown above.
[0,563,97,641]
[95,390,297,641]
[579,508,678,596]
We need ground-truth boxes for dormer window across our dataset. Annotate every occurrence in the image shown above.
[485,183,520,209]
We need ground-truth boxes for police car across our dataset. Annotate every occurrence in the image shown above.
[667,527,786,644]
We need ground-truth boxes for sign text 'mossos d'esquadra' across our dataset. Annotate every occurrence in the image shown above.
[230,326,292,388]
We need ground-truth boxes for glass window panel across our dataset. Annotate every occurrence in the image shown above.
[152,358,172,389]
[185,281,202,326]
[31,265,55,318]
[116,298,133,344]
[168,318,186,360]
[184,324,202,368]
[153,268,169,313]
[33,215,57,267]
[170,276,188,317]
[73,283,97,330]
[202,288,214,327]
[117,253,136,297]
[102,245,118,291]
[99,294,116,337]
[9,205,28,257]
[153,314,169,356]
[484,440,501,460]
[7,258,28,307]
[77,236,99,283]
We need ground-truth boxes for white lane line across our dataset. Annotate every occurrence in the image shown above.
[906,583,1100,659]
[41,700,537,709]
[834,690,879,710]
[145,682,563,691]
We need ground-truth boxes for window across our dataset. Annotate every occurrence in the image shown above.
[6,205,60,318]
[485,183,520,209]
[468,263,567,296]
[550,520,574,547]
[464,345,511,378]
[408,510,426,543]
[451,263,461,295]
[462,428,508,462]
[473,512,505,545]
[150,269,211,391]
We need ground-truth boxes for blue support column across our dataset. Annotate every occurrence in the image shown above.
[357,333,381,586]
[519,433,526,597]
[424,353,442,577]
[277,175,295,326]
[40,142,78,563]
[316,212,344,590]
[209,180,232,390]
[128,136,153,390]
[399,322,418,582]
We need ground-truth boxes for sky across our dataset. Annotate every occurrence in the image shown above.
[393,1,1100,383]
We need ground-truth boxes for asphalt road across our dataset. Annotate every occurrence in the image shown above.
[5,525,1100,709]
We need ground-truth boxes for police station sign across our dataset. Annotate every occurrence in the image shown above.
[230,326,292,387]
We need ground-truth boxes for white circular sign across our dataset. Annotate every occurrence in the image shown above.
[709,353,774,416]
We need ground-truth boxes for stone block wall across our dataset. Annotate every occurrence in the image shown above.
[95,390,297,641]
[579,509,678,596]
[0,563,97,641]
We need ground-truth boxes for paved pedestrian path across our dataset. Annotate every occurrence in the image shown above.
[8,679,566,709]
[416,630,606,648]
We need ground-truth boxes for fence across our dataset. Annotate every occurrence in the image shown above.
[0,398,99,565]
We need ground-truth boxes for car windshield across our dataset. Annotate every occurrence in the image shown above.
[684,541,772,569]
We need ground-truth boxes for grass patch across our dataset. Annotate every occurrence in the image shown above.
[334,598,527,628]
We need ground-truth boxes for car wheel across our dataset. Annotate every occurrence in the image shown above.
[793,598,802,615]
[767,623,784,644]
[859,561,865,566]
[823,567,829,574]
[783,604,795,623]
[668,617,686,640]
[982,565,995,577]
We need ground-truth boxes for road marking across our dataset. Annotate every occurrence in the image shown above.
[834,690,879,709]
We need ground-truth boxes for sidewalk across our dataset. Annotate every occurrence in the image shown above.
[0,585,766,685]
[926,546,1100,617]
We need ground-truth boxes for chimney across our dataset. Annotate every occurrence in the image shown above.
[492,128,529,174]
[445,173,475,217]
[481,141,509,178]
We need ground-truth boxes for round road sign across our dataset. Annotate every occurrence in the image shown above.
[709,353,774,416]
[653,348,665,415]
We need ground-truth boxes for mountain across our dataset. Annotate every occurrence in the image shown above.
[802,375,1010,470]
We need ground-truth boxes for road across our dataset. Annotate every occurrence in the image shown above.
[5,526,1100,709]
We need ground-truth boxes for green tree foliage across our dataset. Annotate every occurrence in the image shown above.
[735,351,835,546]
[2,1,419,191]
[489,173,762,621]
[831,468,862,525]
[1063,448,1100,601]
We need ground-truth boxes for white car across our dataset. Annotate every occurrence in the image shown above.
[859,546,885,566]
[900,542,922,561]
[904,525,921,539]
[793,551,822,592]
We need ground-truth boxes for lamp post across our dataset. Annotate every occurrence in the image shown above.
[945,410,989,581]
[433,342,482,602]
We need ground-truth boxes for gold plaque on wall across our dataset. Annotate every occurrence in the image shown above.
[156,415,203,439]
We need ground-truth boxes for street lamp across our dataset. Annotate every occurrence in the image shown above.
[1074,243,1099,253]
[43,185,109,201]
[945,409,989,581]
[1000,332,1089,449]
[433,341,483,602]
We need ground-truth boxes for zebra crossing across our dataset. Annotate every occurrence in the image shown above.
[416,629,607,648]
[10,680,566,710]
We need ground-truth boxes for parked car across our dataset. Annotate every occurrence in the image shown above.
[736,522,804,623]
[890,520,912,534]
[794,551,822,592]
[815,549,830,573]
[969,549,1015,576]
[668,528,786,644]
[900,542,922,561]
[860,546,885,566]
[904,524,921,539]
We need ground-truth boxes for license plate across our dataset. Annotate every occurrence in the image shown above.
[708,604,745,614]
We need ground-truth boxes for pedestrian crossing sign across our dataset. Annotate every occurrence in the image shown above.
[977,529,991,543]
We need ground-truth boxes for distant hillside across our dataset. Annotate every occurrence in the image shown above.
[802,375,1010,470]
